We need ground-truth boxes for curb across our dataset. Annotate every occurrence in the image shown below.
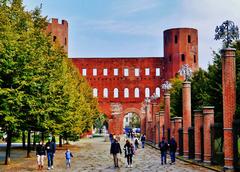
[145,142,222,172]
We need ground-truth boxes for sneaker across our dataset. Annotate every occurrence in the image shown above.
[47,167,51,170]
[130,165,132,168]
[51,166,54,169]
[127,165,130,168]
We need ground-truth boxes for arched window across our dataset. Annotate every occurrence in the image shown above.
[93,88,98,97]
[145,88,150,98]
[103,88,108,98]
[134,88,140,98]
[124,88,129,98]
[155,87,160,97]
[114,88,119,98]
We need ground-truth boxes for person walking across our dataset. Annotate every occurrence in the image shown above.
[169,136,177,164]
[65,148,73,168]
[140,134,146,148]
[124,140,134,168]
[159,137,168,165]
[36,140,46,170]
[45,137,56,170]
[134,138,139,150]
[110,138,122,168]
[109,133,113,144]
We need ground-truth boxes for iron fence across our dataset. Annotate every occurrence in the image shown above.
[233,119,240,171]
[210,123,224,165]
[200,126,204,162]
[188,127,195,159]
[178,128,183,156]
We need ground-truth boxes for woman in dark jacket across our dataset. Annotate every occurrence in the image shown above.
[36,140,46,170]
[124,140,134,168]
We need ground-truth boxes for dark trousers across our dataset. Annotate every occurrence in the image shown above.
[161,151,167,165]
[126,155,133,165]
[113,154,119,167]
[47,152,54,167]
[170,151,176,163]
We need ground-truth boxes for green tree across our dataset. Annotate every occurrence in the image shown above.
[169,77,183,117]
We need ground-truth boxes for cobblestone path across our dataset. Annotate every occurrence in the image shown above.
[0,137,214,172]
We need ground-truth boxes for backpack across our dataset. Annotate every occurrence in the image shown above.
[159,141,166,151]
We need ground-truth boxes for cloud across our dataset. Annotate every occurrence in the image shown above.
[111,0,160,15]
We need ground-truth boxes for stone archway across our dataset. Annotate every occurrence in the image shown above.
[121,108,145,135]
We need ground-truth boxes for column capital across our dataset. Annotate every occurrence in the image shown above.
[159,111,165,116]
[193,109,202,117]
[221,48,236,58]
[182,81,191,88]
[202,106,214,115]
[173,117,182,123]
[164,93,170,97]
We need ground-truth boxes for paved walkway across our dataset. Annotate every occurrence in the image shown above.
[0,137,214,172]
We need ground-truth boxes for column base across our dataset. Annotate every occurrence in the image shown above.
[223,166,234,172]
[203,160,211,163]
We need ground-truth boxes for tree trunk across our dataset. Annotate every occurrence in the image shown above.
[22,130,26,148]
[59,135,62,147]
[5,130,12,165]
[41,132,44,143]
[33,131,36,149]
[27,130,31,158]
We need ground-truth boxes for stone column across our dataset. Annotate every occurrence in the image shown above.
[147,121,152,142]
[202,106,214,163]
[222,48,236,169]
[164,92,171,142]
[108,118,114,134]
[155,112,160,145]
[173,117,182,152]
[182,81,191,157]
[194,110,203,161]
[159,111,165,141]
[152,103,157,144]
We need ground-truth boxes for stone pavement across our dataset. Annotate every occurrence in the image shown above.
[0,136,214,172]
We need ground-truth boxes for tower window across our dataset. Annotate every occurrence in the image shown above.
[174,35,178,44]
[181,54,185,61]
[194,55,196,63]
[65,38,67,45]
[53,36,57,42]
[188,35,191,43]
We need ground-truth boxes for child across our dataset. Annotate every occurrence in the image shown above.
[65,148,73,168]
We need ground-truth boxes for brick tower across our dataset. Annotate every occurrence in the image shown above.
[164,28,199,80]
[46,18,68,54]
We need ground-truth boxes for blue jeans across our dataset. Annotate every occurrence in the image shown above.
[141,141,145,148]
[170,151,176,163]
[161,151,167,165]
[47,152,54,167]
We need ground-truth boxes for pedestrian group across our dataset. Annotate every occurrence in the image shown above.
[109,133,177,169]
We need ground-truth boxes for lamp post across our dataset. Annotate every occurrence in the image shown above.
[161,81,172,142]
[150,93,158,144]
[144,97,150,138]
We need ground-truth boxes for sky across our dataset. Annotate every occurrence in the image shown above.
[23,0,240,69]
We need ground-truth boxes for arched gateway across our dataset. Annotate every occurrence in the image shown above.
[46,19,199,135]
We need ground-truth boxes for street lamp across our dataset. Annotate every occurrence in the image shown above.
[144,97,150,136]
[150,93,158,144]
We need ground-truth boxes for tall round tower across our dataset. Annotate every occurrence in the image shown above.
[164,28,198,80]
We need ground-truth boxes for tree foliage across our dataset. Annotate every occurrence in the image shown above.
[0,0,99,164]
